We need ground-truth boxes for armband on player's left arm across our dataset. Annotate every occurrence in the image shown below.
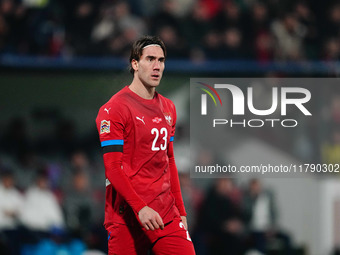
[168,141,187,216]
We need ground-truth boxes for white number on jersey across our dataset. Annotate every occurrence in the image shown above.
[179,222,192,241]
[151,127,168,151]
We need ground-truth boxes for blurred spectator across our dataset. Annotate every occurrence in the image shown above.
[114,1,146,42]
[60,152,106,253]
[322,2,340,39]
[243,178,292,254]
[0,168,23,255]
[1,117,40,190]
[48,22,66,57]
[157,25,188,58]
[197,178,245,255]
[0,168,22,230]
[321,126,340,165]
[1,1,29,54]
[0,0,14,19]
[61,150,105,250]
[202,30,222,60]
[91,0,135,57]
[172,0,195,17]
[63,169,95,240]
[151,1,189,56]
[0,0,13,51]
[20,168,64,238]
[182,1,211,49]
[66,1,96,56]
[249,1,271,31]
[213,1,245,32]
[220,27,247,59]
[106,1,147,57]
[178,172,203,233]
[63,150,104,191]
[12,150,40,191]
[322,38,340,61]
[150,0,180,34]
[271,13,307,60]
[254,31,274,62]
[91,2,116,54]
[20,1,65,55]
[293,1,318,59]
[245,2,274,62]
[0,13,8,52]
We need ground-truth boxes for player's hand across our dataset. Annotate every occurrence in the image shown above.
[138,206,164,231]
[180,216,188,230]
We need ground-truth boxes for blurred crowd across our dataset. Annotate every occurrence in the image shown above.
[0,0,340,61]
[187,178,294,255]
[0,112,315,255]
[0,140,295,255]
[0,118,107,254]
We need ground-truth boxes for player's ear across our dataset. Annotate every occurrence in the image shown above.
[131,59,138,72]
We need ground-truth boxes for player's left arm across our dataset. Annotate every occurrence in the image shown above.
[167,102,188,229]
[168,142,188,228]
[168,142,186,213]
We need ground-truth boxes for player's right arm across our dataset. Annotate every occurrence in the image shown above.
[96,104,164,230]
[103,151,163,230]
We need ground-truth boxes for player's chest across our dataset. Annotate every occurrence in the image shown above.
[126,106,174,151]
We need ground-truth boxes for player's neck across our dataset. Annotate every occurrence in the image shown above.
[129,81,155,100]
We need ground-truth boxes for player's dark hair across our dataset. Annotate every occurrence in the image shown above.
[129,35,166,74]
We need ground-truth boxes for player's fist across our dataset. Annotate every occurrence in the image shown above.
[138,206,164,231]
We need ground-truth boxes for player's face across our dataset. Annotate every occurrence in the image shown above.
[136,45,165,88]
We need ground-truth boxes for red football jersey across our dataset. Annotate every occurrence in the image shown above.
[96,86,181,227]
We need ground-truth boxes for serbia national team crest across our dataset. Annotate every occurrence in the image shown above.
[100,120,110,134]
[163,112,173,126]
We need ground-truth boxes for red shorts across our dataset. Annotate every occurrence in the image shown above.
[106,217,195,255]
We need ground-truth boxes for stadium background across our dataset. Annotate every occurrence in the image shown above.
[1,0,340,254]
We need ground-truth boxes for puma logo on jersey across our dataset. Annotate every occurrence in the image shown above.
[136,116,145,125]
[104,108,111,114]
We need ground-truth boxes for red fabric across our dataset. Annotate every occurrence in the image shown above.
[96,86,181,226]
[106,220,150,255]
[103,152,146,214]
[168,142,186,216]
[107,217,195,255]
